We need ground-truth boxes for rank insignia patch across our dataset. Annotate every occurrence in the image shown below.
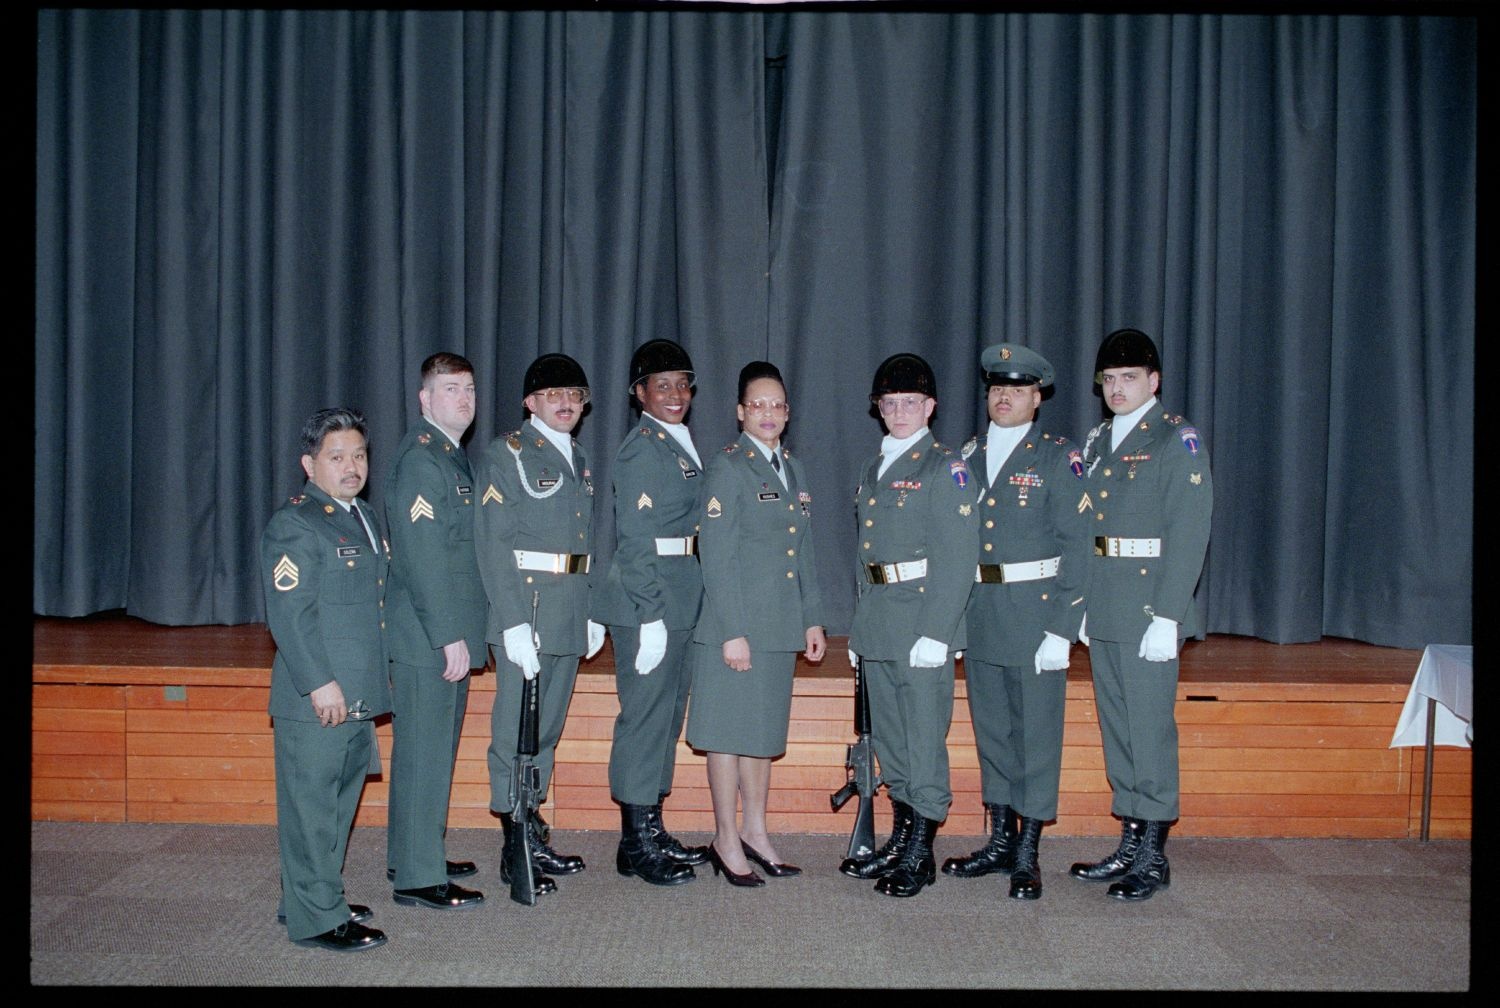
[637,493,653,510]
[417,432,431,444]
[707,496,723,518]
[482,484,503,506]
[1077,492,1093,513]
[949,459,970,489]
[273,555,300,592]
[1068,449,1086,479]
[1179,427,1201,455]
[409,495,435,522]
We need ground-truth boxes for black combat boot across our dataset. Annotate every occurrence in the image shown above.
[874,814,938,897]
[499,812,557,896]
[647,796,709,865]
[840,798,914,879]
[528,809,585,875]
[1107,820,1171,901]
[1069,816,1146,881]
[616,804,695,885]
[941,802,1017,877]
[1008,817,1044,900]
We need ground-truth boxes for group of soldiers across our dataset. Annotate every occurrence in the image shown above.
[261,327,1211,953]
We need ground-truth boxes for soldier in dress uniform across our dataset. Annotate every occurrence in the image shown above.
[474,353,604,898]
[594,339,711,886]
[941,343,1090,900]
[1069,328,1213,901]
[383,353,485,911]
[262,407,392,952]
[841,353,979,898]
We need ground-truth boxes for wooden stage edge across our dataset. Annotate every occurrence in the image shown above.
[33,614,1470,840]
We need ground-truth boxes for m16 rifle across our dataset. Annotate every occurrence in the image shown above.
[829,657,881,862]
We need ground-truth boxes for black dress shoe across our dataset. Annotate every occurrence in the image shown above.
[386,860,477,882]
[277,904,372,925]
[293,920,387,952]
[707,841,765,887]
[741,841,801,878]
[392,882,485,909]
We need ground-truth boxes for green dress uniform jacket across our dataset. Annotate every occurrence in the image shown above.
[686,434,824,756]
[594,413,706,805]
[474,425,595,807]
[384,419,487,664]
[960,423,1091,820]
[1080,403,1213,822]
[262,482,392,723]
[261,481,391,941]
[850,432,977,659]
[849,431,978,823]
[382,418,488,889]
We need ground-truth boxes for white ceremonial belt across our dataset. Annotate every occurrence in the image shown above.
[1094,536,1162,558]
[865,559,928,585]
[654,536,698,556]
[514,550,591,574]
[975,556,1061,584]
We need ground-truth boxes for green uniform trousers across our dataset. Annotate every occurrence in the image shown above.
[1088,640,1181,822]
[487,650,580,811]
[607,624,693,805]
[964,657,1067,821]
[864,655,955,823]
[273,716,374,941]
[387,660,469,889]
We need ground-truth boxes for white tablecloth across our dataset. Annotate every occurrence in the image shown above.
[1390,644,1472,748]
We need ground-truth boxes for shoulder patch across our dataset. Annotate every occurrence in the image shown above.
[1068,449,1086,479]
[949,458,970,489]
[1179,426,1202,455]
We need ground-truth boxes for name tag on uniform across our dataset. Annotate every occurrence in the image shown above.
[681,468,699,479]
[537,478,559,489]
[337,546,362,558]
[758,491,781,501]
[456,484,472,495]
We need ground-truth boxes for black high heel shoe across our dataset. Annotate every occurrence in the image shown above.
[707,841,765,887]
[741,841,802,878]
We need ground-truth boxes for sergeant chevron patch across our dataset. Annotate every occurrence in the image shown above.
[273,555,300,591]
[409,495,435,522]
[637,493,653,510]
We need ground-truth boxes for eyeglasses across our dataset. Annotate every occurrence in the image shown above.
[539,387,590,405]
[742,398,789,416]
[874,395,929,416]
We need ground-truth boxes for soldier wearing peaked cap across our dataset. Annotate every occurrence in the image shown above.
[382,352,486,912]
[474,352,602,899]
[593,338,712,886]
[942,342,1091,901]
[1070,327,1212,902]
[261,407,392,952]
[841,353,979,898]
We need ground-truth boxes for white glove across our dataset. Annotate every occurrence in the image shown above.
[1078,612,1089,647]
[635,619,667,675]
[848,648,859,669]
[1034,632,1072,675]
[586,620,606,660]
[1138,616,1179,662]
[503,623,541,680]
[908,636,948,668]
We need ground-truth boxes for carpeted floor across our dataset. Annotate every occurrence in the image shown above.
[29,822,1470,989]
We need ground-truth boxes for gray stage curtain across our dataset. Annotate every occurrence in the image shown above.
[35,10,1473,650]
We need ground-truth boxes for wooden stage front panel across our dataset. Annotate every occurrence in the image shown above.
[32,618,1470,839]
